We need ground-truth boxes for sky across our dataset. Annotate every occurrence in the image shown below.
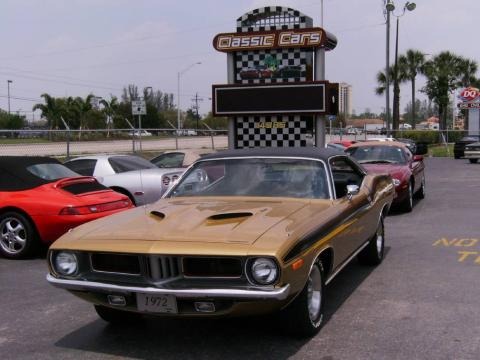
[0,0,478,122]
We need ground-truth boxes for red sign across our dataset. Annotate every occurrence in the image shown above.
[213,28,328,52]
[459,87,480,102]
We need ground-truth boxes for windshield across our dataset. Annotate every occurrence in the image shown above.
[346,146,407,164]
[168,158,329,199]
[108,156,157,173]
[27,163,79,180]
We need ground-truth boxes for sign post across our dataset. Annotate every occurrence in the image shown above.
[132,99,147,151]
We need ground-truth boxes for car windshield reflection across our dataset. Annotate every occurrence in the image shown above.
[347,146,407,165]
[168,158,329,199]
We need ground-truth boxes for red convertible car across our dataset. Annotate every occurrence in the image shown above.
[346,141,425,212]
[0,156,134,259]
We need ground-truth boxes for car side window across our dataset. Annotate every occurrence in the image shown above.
[329,157,364,199]
[153,153,185,168]
[64,159,97,176]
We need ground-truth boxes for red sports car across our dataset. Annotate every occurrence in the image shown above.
[346,141,425,212]
[0,156,134,259]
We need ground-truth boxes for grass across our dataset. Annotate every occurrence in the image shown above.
[428,144,453,157]
[0,137,51,144]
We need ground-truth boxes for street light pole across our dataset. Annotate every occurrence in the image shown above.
[177,62,201,133]
[392,2,416,133]
[385,1,394,136]
[7,80,12,114]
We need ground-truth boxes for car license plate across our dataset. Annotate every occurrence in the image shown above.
[136,293,178,314]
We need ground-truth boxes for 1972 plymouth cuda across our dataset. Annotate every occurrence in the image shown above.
[47,148,394,337]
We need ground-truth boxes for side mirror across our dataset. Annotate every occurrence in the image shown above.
[346,184,360,200]
[413,155,424,162]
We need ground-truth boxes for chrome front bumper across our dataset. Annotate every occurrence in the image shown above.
[46,274,291,301]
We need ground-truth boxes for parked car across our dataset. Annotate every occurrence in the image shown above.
[346,127,362,135]
[464,142,480,163]
[128,130,152,137]
[0,156,133,259]
[326,143,346,151]
[64,155,184,206]
[150,150,213,169]
[47,147,394,337]
[346,141,425,212]
[396,138,429,156]
[454,135,480,159]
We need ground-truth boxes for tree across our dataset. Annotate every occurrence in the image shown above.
[398,50,425,128]
[100,96,119,136]
[32,93,63,130]
[422,51,467,130]
[375,64,407,130]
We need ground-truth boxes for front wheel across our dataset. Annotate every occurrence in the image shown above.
[358,217,385,266]
[0,212,38,259]
[280,261,325,338]
[414,175,426,200]
[399,181,413,213]
[469,158,478,164]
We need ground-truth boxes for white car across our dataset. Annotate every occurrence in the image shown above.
[64,155,184,206]
[128,130,152,137]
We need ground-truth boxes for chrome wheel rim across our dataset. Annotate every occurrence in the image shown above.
[408,183,413,208]
[307,265,322,322]
[376,223,384,255]
[0,217,27,255]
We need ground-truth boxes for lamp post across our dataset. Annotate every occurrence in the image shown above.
[177,62,201,133]
[7,80,13,114]
[392,2,416,132]
[385,1,395,136]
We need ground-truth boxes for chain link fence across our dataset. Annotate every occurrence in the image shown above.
[0,129,228,159]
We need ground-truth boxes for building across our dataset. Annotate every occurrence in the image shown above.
[338,83,353,117]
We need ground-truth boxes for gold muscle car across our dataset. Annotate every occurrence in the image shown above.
[47,148,394,337]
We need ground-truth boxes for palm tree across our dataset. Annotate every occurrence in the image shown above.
[375,64,407,130]
[398,50,425,129]
[32,93,62,130]
[73,94,95,139]
[422,51,464,130]
[100,96,119,137]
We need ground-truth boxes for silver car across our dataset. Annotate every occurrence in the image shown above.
[64,155,184,206]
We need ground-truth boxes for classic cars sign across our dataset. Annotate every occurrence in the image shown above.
[213,28,327,52]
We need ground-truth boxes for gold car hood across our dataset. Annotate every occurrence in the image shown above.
[58,197,317,243]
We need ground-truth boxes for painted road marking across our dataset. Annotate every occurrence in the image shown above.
[432,238,480,265]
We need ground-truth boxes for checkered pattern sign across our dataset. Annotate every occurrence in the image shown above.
[236,115,307,148]
[234,6,313,85]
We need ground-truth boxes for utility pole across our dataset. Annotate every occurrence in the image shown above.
[191,92,203,132]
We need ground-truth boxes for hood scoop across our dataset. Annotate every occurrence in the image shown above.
[150,211,166,220]
[207,212,253,221]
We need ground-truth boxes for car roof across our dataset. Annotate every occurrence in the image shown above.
[0,156,62,191]
[66,154,133,161]
[348,141,409,149]
[200,147,343,162]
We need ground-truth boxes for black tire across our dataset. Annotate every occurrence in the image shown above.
[358,217,385,266]
[0,211,38,259]
[111,188,136,206]
[414,175,426,200]
[399,181,414,213]
[280,261,325,338]
[94,305,141,324]
[469,159,478,164]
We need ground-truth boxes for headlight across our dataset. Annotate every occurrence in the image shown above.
[54,252,78,276]
[392,179,401,186]
[248,258,278,285]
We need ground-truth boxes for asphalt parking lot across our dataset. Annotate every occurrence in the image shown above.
[1,157,479,360]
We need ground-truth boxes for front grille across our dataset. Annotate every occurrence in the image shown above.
[91,253,141,275]
[146,256,181,281]
[183,257,242,278]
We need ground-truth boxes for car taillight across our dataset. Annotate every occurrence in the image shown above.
[162,176,171,187]
[59,200,132,215]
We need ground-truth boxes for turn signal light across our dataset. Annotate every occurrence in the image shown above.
[291,258,304,271]
[59,200,132,215]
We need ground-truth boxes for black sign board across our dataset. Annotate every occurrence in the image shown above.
[213,82,337,116]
